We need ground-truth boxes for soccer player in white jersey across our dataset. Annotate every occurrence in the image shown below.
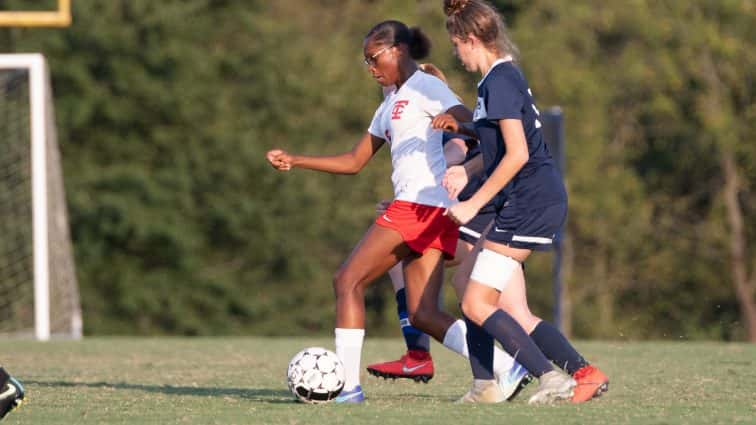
[440,0,609,404]
[367,63,532,401]
[267,20,506,403]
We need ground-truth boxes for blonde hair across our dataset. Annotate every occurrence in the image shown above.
[443,0,519,60]
[418,63,448,83]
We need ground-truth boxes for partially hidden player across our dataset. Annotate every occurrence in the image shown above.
[439,0,609,404]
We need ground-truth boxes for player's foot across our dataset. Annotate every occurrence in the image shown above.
[527,370,575,405]
[334,385,364,403]
[571,365,609,403]
[366,350,433,383]
[0,368,25,419]
[456,379,506,403]
[495,362,533,401]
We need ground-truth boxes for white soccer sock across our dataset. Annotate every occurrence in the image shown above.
[442,319,516,374]
[493,346,516,374]
[335,328,365,391]
[442,319,469,357]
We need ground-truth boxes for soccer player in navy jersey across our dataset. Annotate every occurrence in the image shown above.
[267,20,519,404]
[0,367,24,419]
[437,0,609,404]
[366,64,531,401]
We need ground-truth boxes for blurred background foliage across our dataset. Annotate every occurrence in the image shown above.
[1,0,753,340]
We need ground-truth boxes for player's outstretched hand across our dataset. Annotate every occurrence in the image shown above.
[431,113,459,133]
[266,149,294,171]
[443,165,469,199]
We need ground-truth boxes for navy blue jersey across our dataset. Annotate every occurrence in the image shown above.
[473,60,566,209]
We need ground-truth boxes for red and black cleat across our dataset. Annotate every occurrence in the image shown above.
[366,350,434,383]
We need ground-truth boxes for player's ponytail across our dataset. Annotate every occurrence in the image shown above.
[365,21,431,61]
[407,27,431,60]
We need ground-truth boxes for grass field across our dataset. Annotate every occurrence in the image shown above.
[2,337,755,424]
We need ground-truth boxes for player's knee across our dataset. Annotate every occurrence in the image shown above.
[407,306,433,331]
[332,269,360,299]
[460,298,486,325]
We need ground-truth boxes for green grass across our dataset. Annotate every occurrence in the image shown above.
[3,337,755,424]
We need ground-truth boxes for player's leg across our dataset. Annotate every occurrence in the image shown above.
[366,225,488,383]
[496,268,608,402]
[494,203,609,403]
[461,242,576,404]
[365,263,434,382]
[332,223,412,402]
[453,218,532,400]
[401,245,521,399]
[403,249,456,341]
[0,367,24,419]
[387,264,431,354]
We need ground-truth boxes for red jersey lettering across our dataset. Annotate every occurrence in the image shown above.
[391,100,409,120]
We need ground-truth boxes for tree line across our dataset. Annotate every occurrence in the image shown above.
[1,0,753,340]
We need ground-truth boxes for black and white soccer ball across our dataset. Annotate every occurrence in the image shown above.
[287,347,345,404]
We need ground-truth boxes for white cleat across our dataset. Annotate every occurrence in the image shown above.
[457,379,506,403]
[495,362,533,401]
[527,370,576,404]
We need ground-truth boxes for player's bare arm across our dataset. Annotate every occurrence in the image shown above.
[266,132,385,175]
[443,153,483,199]
[431,105,476,138]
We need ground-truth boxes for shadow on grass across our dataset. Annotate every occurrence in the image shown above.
[26,380,295,404]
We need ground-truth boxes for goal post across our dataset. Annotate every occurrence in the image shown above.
[0,0,72,27]
[0,53,82,340]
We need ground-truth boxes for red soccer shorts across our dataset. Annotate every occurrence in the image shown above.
[375,200,459,259]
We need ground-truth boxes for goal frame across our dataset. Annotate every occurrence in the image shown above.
[0,0,71,27]
[0,53,71,340]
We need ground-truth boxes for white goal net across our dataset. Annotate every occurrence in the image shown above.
[0,54,81,340]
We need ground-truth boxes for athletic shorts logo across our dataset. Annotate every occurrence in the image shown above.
[382,214,392,223]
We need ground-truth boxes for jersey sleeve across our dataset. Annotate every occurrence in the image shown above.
[484,73,524,121]
[421,75,462,116]
[367,101,386,138]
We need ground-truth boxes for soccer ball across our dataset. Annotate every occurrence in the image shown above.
[287,347,345,404]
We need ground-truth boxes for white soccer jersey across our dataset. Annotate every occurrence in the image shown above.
[368,70,461,208]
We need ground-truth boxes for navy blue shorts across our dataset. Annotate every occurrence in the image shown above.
[486,201,567,251]
[459,211,495,245]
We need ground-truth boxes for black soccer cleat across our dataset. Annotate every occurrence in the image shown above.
[0,368,25,420]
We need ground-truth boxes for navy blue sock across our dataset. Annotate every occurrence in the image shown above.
[530,321,588,375]
[396,288,430,352]
[463,313,494,379]
[482,310,553,377]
